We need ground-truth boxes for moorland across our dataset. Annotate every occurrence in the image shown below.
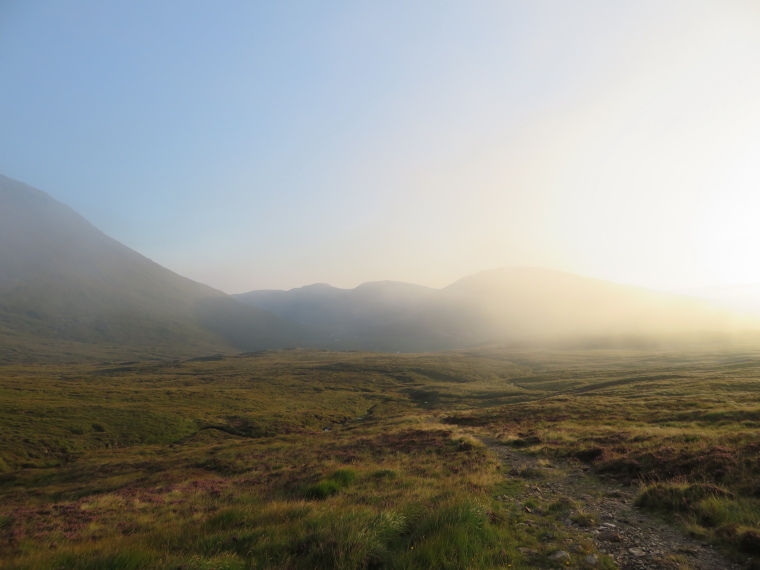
[4,174,760,569]
[2,345,760,569]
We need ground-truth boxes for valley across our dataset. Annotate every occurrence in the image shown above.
[3,174,760,568]
[2,346,760,569]
[3,173,759,365]
[5,3,760,568]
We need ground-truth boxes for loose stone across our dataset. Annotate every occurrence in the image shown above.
[548,550,571,562]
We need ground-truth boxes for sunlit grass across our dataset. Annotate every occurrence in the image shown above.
[446,347,760,560]
[3,346,760,566]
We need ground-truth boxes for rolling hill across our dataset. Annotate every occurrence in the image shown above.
[428,267,751,346]
[236,267,756,351]
[0,174,309,362]
[3,172,755,361]
[234,281,438,350]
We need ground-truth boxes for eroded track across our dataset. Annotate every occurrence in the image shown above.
[483,437,740,570]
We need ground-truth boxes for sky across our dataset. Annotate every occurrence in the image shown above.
[2,1,760,294]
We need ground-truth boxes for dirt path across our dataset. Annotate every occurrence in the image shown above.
[481,437,740,570]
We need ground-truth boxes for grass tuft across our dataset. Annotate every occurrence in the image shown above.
[371,469,399,480]
[53,548,157,570]
[302,480,342,500]
[328,468,358,487]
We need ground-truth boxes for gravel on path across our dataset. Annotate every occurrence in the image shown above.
[483,437,742,570]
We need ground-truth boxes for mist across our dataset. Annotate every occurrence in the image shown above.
[234,267,760,353]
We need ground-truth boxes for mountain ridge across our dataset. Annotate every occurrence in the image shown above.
[3,172,758,361]
[235,266,757,351]
[0,174,311,362]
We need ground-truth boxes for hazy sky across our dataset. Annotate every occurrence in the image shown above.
[2,1,760,293]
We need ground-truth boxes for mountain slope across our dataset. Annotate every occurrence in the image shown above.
[429,267,749,345]
[234,281,436,328]
[234,280,438,350]
[0,174,307,362]
[236,267,756,351]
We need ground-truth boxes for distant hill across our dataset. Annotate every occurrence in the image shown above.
[4,173,755,362]
[427,267,752,347]
[237,267,757,351]
[234,281,438,350]
[0,174,309,362]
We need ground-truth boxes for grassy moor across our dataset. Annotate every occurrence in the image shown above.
[5,3,760,568]
[6,2,760,568]
[2,347,760,569]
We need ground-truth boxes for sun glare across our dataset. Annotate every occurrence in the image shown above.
[696,141,760,286]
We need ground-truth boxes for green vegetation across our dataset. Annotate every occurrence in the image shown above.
[448,346,760,563]
[2,346,760,567]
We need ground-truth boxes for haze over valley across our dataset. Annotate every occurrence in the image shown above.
[2,172,759,362]
[5,3,760,569]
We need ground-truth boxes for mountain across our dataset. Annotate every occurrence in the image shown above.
[236,267,757,351]
[234,281,437,350]
[5,172,753,361]
[0,174,308,362]
[425,267,752,347]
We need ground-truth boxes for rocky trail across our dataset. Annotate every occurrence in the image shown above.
[481,437,741,570]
